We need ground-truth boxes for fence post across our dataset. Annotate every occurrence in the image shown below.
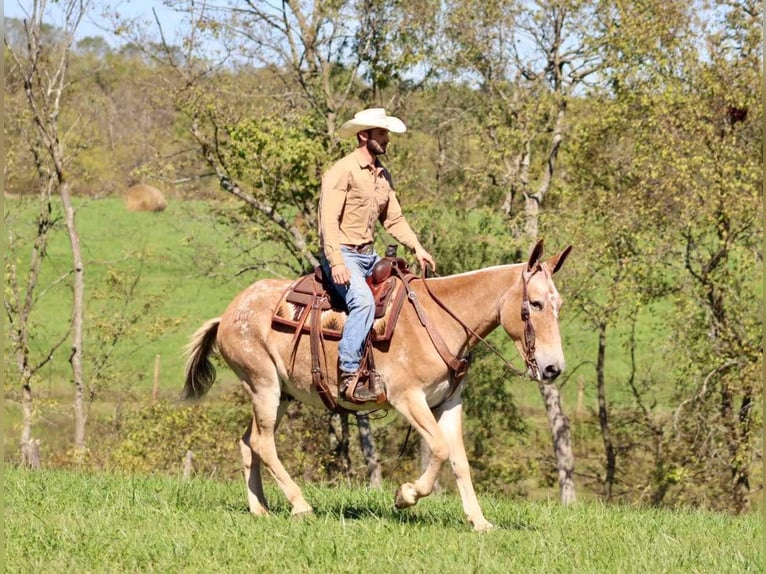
[152,354,161,402]
[183,450,194,480]
[22,438,42,469]
[576,376,585,419]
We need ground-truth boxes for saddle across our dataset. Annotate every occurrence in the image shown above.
[271,250,412,413]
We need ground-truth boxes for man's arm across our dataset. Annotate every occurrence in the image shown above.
[381,191,435,272]
[319,166,352,284]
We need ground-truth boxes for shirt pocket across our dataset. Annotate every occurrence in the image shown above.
[373,173,391,214]
[345,173,376,223]
[345,172,368,201]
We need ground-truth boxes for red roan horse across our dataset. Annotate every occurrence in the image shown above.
[184,240,571,531]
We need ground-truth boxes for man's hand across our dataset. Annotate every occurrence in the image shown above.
[414,247,436,274]
[331,263,351,286]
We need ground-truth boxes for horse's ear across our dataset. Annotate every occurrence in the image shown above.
[527,239,545,269]
[547,245,573,275]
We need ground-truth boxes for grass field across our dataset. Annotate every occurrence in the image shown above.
[6,467,762,573]
[4,196,264,399]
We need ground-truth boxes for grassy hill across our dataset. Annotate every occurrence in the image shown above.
[4,196,267,399]
[6,467,762,573]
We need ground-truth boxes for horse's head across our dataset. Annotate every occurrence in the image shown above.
[500,240,572,382]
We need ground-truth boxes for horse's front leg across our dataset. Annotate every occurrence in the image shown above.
[390,391,449,510]
[436,395,494,532]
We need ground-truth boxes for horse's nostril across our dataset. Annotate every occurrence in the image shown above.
[544,365,561,380]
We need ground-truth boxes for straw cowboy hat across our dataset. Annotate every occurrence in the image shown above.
[338,108,407,138]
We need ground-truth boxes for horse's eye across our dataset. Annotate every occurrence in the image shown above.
[531,300,544,311]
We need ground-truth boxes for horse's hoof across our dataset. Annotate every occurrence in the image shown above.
[394,483,417,509]
[472,519,495,532]
[291,506,314,519]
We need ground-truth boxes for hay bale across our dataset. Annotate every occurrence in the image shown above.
[124,184,167,212]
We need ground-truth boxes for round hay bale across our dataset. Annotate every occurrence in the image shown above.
[124,184,167,212]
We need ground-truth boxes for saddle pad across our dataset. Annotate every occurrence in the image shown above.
[272,276,406,342]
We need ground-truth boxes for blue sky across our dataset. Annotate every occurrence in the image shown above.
[4,1,185,45]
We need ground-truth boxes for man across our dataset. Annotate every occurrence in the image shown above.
[319,108,435,402]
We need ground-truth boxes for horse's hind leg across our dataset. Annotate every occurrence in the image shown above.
[244,383,313,516]
[240,397,290,516]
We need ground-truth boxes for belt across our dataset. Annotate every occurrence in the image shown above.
[341,243,374,254]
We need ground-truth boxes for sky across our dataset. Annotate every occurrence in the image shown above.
[4,1,186,46]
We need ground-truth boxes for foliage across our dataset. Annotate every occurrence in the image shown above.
[407,204,526,274]
[104,394,246,477]
[222,113,327,267]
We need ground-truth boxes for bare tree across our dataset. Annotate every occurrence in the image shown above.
[4,180,69,467]
[6,0,92,461]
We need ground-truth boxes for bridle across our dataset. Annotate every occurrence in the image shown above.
[519,264,541,380]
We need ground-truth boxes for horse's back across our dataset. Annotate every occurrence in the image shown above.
[217,278,292,369]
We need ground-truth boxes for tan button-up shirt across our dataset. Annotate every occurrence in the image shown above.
[319,148,421,267]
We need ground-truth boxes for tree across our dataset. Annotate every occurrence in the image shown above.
[439,0,607,504]
[4,181,68,468]
[5,0,93,462]
[560,0,762,510]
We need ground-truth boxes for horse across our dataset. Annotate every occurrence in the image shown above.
[183,239,572,531]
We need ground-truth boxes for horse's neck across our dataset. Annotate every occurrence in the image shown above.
[425,264,521,341]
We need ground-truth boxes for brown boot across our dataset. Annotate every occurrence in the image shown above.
[340,370,378,403]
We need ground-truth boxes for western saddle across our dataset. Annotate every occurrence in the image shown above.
[272,249,412,413]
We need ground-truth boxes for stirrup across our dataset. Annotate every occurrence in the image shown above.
[340,371,379,403]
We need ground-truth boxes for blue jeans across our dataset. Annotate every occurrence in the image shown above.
[322,247,381,372]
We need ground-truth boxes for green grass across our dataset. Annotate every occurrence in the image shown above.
[5,467,762,573]
[4,196,265,398]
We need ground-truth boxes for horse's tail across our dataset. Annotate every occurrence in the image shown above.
[182,317,221,401]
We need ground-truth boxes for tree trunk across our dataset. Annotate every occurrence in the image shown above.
[519,142,538,239]
[356,413,382,488]
[60,182,87,461]
[523,95,574,505]
[7,184,58,469]
[732,389,753,513]
[327,412,351,477]
[723,379,752,513]
[537,381,576,504]
[20,380,40,469]
[596,322,616,499]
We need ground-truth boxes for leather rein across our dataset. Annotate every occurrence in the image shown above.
[394,262,542,404]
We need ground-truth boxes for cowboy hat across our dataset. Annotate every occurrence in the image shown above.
[338,108,407,138]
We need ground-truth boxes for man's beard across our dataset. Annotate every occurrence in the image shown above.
[367,139,386,156]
